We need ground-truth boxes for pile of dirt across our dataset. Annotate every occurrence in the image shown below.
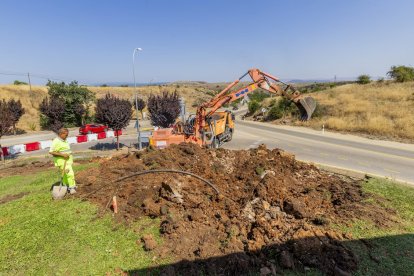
[77,144,395,275]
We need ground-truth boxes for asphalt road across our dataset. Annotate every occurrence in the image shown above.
[4,117,414,185]
[224,120,414,185]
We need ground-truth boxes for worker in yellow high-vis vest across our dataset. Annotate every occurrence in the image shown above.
[49,128,76,194]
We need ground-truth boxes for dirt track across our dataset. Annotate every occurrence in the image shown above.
[77,144,396,275]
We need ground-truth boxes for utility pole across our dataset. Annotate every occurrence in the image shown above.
[27,73,32,93]
[133,48,143,150]
[179,97,186,122]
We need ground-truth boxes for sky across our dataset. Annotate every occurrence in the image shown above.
[0,0,413,85]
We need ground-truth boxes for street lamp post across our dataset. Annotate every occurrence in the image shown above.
[133,47,143,150]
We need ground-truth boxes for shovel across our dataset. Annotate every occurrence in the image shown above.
[52,160,68,200]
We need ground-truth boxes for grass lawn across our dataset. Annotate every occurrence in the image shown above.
[0,163,162,275]
[339,178,414,275]
[1,164,413,275]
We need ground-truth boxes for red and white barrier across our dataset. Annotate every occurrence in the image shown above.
[77,135,87,143]
[9,144,26,154]
[97,132,106,139]
[1,130,123,157]
[40,140,52,149]
[87,133,98,141]
[1,147,9,156]
[106,130,115,138]
[67,137,78,144]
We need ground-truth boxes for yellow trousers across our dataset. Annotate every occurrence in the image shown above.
[58,162,76,188]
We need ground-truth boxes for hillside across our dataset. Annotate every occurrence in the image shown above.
[0,83,218,132]
[2,81,414,142]
[304,82,414,141]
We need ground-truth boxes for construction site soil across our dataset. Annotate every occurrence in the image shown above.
[77,143,396,275]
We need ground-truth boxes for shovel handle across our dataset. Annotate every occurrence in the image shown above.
[61,160,67,177]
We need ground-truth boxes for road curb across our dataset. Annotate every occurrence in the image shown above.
[310,161,414,187]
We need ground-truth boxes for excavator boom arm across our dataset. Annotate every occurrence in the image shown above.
[203,68,316,120]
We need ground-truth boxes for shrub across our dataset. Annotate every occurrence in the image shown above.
[269,99,277,107]
[0,99,13,137]
[95,93,133,150]
[44,80,95,127]
[0,99,13,162]
[230,102,239,109]
[357,75,371,84]
[192,98,206,108]
[8,99,25,134]
[206,90,217,97]
[249,90,269,102]
[135,98,146,116]
[39,97,65,133]
[387,65,414,82]
[147,91,181,128]
[248,101,260,114]
[13,80,28,85]
[266,105,283,120]
[265,98,299,121]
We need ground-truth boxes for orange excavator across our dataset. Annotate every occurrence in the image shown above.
[150,68,316,148]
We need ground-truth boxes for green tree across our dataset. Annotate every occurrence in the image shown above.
[45,80,95,127]
[13,80,28,85]
[357,74,371,84]
[387,65,414,82]
[248,101,260,114]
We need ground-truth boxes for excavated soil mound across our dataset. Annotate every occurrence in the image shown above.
[77,144,395,275]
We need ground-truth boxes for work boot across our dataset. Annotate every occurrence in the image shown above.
[68,187,77,195]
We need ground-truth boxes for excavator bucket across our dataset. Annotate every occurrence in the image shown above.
[295,96,317,121]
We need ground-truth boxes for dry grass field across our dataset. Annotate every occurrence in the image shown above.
[0,85,48,132]
[300,81,414,141]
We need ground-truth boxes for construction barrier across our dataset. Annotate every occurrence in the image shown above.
[67,137,78,144]
[87,133,98,141]
[1,147,9,156]
[40,140,53,150]
[5,130,123,156]
[97,132,106,139]
[77,135,88,143]
[25,142,40,152]
[9,144,26,155]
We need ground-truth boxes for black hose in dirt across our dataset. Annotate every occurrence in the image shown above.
[114,169,219,194]
[81,169,220,216]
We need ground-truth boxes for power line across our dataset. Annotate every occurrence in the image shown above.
[0,69,99,84]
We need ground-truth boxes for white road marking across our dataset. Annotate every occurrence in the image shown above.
[357,161,370,167]
[338,155,349,160]
[384,168,400,174]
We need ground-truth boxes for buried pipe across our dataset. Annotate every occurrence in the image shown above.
[114,169,219,194]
